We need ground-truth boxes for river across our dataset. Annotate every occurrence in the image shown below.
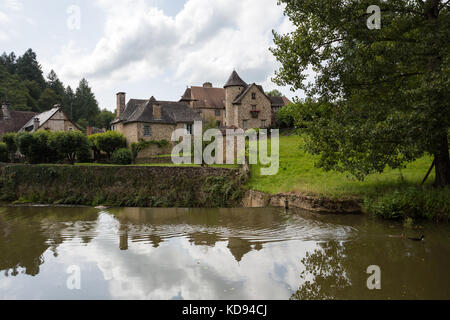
[0,206,449,300]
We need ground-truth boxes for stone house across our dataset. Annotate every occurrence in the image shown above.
[180,70,291,129]
[111,93,202,149]
[180,82,226,127]
[0,101,37,136]
[20,105,80,133]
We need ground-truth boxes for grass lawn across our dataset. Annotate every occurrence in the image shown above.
[247,134,435,199]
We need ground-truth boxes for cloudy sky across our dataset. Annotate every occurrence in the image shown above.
[0,0,300,111]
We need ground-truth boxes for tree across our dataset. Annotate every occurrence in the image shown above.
[38,88,60,111]
[73,78,100,123]
[15,49,45,89]
[62,85,75,120]
[95,109,115,129]
[94,131,127,159]
[49,131,89,165]
[16,131,61,164]
[0,142,8,163]
[271,0,450,187]
[1,133,18,163]
[0,52,17,74]
[266,89,283,97]
[46,70,65,100]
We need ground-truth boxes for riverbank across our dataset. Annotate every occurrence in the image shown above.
[0,164,245,208]
[247,134,449,220]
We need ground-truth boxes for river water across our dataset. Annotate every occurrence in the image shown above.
[0,206,449,300]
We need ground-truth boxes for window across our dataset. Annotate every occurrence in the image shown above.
[185,123,193,134]
[216,121,221,127]
[252,105,257,111]
[144,125,152,136]
[243,120,248,129]
[252,93,256,100]
[261,120,266,128]
[215,109,221,117]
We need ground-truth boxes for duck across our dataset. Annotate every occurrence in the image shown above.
[408,235,425,242]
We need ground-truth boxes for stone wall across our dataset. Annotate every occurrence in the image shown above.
[198,108,224,126]
[242,190,362,214]
[0,164,245,208]
[236,86,272,129]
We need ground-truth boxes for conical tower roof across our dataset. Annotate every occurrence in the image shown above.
[224,70,247,88]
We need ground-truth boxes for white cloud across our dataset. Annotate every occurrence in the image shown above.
[51,0,294,93]
[2,0,23,11]
[0,10,11,41]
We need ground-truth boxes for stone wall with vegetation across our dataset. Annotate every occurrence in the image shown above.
[0,164,246,208]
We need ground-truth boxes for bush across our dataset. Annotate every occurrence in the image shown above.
[1,133,17,162]
[364,187,450,221]
[48,131,89,165]
[95,131,127,158]
[276,103,302,128]
[16,132,38,163]
[76,140,93,163]
[111,148,132,165]
[0,142,8,162]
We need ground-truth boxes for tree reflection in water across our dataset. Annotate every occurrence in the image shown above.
[291,241,351,300]
[292,235,450,300]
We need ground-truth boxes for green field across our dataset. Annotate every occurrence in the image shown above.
[247,134,435,199]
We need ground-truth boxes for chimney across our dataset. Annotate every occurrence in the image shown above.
[116,92,126,117]
[153,102,162,120]
[1,101,11,120]
[33,117,40,131]
[203,82,213,88]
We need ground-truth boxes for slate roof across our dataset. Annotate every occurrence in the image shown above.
[113,97,202,125]
[224,70,247,88]
[0,108,37,136]
[180,81,292,110]
[181,86,225,109]
[269,96,287,108]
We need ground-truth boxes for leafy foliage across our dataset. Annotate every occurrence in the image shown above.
[271,0,450,186]
[1,49,109,129]
[92,131,126,158]
[16,131,60,164]
[364,187,450,221]
[1,133,18,162]
[265,89,283,97]
[0,142,8,162]
[48,131,89,165]
[111,148,133,165]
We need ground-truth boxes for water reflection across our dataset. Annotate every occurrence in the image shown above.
[0,206,450,300]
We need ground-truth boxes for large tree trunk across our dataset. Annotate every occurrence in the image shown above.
[434,133,450,187]
[426,0,449,187]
